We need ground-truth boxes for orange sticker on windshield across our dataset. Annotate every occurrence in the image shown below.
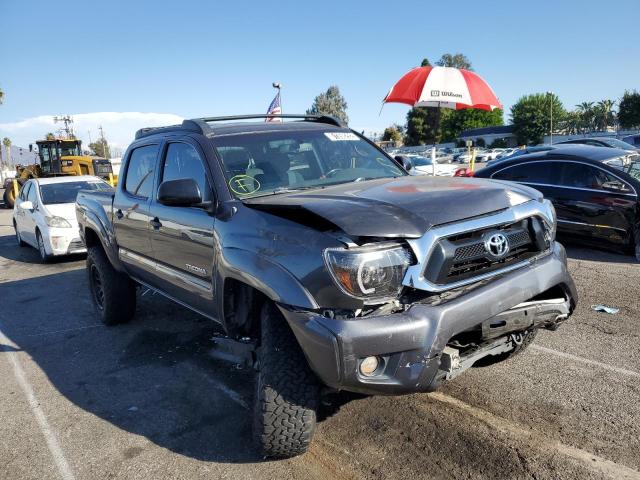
[229,175,260,195]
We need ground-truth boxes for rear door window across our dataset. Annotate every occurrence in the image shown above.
[492,161,558,185]
[560,162,632,192]
[124,145,158,198]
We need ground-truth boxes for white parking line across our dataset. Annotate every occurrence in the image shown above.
[0,324,76,480]
[531,345,640,379]
[430,392,640,480]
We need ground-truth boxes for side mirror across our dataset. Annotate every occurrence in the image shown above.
[157,178,202,206]
[395,155,413,172]
[20,200,34,210]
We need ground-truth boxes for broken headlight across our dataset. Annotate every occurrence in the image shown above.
[542,199,556,243]
[324,243,413,303]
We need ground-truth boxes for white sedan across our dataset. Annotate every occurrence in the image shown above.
[12,176,112,262]
[407,156,458,176]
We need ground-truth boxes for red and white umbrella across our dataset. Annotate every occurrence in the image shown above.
[383,66,502,111]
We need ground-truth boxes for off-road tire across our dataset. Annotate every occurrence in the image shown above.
[14,221,26,247]
[86,245,136,325]
[474,329,538,367]
[36,230,51,263]
[253,303,319,459]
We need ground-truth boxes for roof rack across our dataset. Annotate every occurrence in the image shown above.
[134,114,346,140]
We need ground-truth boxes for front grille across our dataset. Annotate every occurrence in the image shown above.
[423,217,547,286]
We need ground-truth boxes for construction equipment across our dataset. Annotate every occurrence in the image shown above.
[2,121,118,208]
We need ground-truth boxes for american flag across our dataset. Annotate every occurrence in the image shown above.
[265,91,282,122]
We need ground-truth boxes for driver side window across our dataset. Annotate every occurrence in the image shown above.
[162,143,212,202]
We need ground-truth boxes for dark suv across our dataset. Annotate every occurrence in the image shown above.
[76,114,577,458]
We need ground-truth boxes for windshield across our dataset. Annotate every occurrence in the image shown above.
[59,142,82,157]
[211,130,405,198]
[601,138,636,150]
[39,180,112,204]
[410,156,433,166]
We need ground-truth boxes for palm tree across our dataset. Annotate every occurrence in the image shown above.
[595,99,616,131]
[2,138,12,166]
[576,102,595,133]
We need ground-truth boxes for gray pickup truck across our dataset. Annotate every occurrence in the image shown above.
[76,114,577,458]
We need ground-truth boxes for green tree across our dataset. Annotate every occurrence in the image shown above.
[576,102,595,132]
[89,139,111,158]
[382,124,403,143]
[307,85,348,124]
[594,99,616,131]
[0,87,4,105]
[440,108,503,142]
[45,132,56,140]
[435,53,472,70]
[618,90,640,129]
[511,93,566,145]
[3,137,12,165]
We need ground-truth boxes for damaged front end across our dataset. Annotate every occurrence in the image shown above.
[277,200,577,395]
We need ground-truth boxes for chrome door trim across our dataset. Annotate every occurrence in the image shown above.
[557,218,627,233]
[119,247,212,295]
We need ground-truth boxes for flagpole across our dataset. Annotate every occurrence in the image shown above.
[273,82,282,120]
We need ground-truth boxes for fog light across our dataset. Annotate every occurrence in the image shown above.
[359,356,380,377]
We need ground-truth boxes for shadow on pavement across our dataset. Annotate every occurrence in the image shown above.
[0,267,262,463]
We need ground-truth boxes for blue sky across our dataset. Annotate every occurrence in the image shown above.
[1,0,638,149]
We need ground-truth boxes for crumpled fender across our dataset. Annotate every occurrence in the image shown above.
[216,246,319,310]
[77,198,125,272]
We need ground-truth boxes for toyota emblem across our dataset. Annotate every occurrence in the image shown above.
[484,232,509,259]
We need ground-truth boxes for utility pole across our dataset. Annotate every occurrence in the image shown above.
[98,125,108,158]
[546,91,554,145]
[54,115,75,139]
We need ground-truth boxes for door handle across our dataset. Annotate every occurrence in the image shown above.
[115,209,124,219]
[150,217,162,230]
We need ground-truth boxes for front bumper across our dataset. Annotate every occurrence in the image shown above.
[279,242,577,396]
[45,228,87,255]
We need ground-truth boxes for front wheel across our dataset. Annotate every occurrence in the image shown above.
[86,245,137,325]
[253,303,319,458]
[474,330,538,367]
[36,230,51,263]
[14,222,26,247]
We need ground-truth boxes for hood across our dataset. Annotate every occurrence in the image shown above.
[43,203,79,225]
[244,176,541,238]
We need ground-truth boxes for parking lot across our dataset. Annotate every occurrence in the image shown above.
[1,203,639,480]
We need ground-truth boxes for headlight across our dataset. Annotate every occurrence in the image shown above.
[541,199,556,243]
[45,216,72,228]
[62,160,74,167]
[324,243,413,302]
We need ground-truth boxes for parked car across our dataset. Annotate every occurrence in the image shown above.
[487,145,558,165]
[76,114,576,458]
[476,148,505,162]
[13,176,112,262]
[401,155,458,176]
[622,134,640,148]
[556,137,639,152]
[494,147,519,160]
[475,145,640,256]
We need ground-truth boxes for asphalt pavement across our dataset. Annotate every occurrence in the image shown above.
[1,205,639,480]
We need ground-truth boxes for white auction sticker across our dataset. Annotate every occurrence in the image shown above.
[324,132,359,141]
